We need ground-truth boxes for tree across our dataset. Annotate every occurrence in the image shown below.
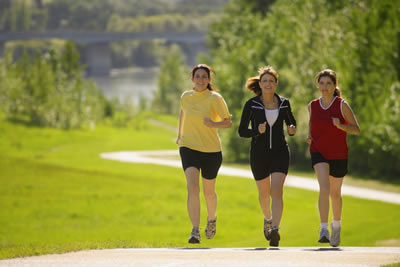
[152,44,190,115]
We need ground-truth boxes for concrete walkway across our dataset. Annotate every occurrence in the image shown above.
[1,247,400,266]
[100,150,400,205]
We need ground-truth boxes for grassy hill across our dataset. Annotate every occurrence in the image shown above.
[0,113,399,259]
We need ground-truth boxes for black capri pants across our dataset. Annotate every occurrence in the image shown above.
[250,145,290,181]
[179,146,223,180]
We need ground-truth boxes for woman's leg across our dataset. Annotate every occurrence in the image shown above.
[185,167,201,228]
[329,176,343,221]
[270,172,286,228]
[314,162,330,223]
[255,177,272,220]
[202,177,217,221]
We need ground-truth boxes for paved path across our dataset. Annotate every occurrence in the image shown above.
[100,150,400,205]
[1,247,400,266]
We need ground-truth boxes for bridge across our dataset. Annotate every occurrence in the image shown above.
[0,31,207,76]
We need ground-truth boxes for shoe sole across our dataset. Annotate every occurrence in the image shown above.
[188,237,200,244]
[205,231,216,239]
[269,231,280,247]
[318,236,330,243]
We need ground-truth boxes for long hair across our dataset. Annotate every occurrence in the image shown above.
[315,69,341,97]
[191,64,218,91]
[246,66,278,95]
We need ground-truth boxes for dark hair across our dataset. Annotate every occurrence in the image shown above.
[191,64,218,91]
[246,66,278,96]
[315,69,341,97]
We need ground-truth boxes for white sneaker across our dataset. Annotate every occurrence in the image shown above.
[330,224,341,247]
[188,228,201,243]
[264,218,273,241]
[318,228,330,243]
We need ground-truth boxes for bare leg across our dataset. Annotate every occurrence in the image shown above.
[255,177,272,220]
[202,177,217,221]
[329,176,343,221]
[270,172,286,228]
[314,162,330,223]
[185,167,200,228]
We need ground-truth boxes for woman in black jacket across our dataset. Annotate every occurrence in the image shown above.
[238,66,296,247]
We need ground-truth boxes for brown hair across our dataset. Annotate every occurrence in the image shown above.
[246,66,278,95]
[315,69,341,97]
[191,64,218,91]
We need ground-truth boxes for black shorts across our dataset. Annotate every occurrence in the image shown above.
[179,146,222,180]
[250,145,290,181]
[311,152,348,178]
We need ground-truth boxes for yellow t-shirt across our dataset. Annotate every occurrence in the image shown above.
[179,89,231,152]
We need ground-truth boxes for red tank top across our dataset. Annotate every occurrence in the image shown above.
[310,97,348,159]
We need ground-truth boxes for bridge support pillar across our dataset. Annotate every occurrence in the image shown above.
[85,42,111,76]
[179,42,208,66]
[0,41,5,58]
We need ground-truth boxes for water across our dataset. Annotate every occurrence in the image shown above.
[92,67,159,106]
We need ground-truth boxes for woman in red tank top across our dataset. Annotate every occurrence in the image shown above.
[306,69,360,247]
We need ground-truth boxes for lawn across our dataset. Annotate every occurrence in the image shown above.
[1,114,399,259]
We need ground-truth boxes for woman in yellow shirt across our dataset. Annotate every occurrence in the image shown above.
[176,64,232,244]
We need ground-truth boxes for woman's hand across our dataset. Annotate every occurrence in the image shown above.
[305,136,312,145]
[176,135,181,145]
[258,121,267,134]
[288,125,296,136]
[332,117,340,127]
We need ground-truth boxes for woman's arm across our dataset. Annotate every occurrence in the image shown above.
[176,109,184,144]
[285,100,297,136]
[204,117,232,128]
[238,101,259,137]
[332,101,360,135]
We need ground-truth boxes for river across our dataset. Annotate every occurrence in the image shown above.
[92,67,159,106]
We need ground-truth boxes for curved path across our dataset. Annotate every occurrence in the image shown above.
[100,150,400,205]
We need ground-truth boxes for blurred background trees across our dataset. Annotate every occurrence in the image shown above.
[206,0,400,179]
[0,0,399,180]
[0,42,105,129]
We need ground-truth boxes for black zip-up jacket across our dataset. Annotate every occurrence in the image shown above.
[238,94,296,151]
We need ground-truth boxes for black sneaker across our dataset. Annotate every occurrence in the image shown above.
[188,228,201,244]
[264,218,273,241]
[269,227,280,247]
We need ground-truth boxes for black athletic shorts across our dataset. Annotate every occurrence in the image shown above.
[250,145,290,181]
[311,152,348,178]
[179,146,222,180]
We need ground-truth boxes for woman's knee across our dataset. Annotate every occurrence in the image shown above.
[187,183,200,195]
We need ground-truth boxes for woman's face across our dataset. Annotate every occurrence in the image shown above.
[192,68,210,91]
[318,76,336,97]
[259,73,277,95]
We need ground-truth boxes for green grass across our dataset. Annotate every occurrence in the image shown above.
[1,115,400,259]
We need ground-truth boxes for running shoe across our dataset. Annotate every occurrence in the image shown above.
[330,224,341,247]
[205,218,217,239]
[264,218,273,241]
[188,228,201,244]
[269,227,280,247]
[318,228,330,243]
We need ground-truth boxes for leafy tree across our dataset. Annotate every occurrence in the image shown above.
[0,42,104,129]
[207,0,400,179]
[152,44,190,115]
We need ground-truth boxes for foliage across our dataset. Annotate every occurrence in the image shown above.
[0,42,105,129]
[207,0,400,179]
[152,44,190,115]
